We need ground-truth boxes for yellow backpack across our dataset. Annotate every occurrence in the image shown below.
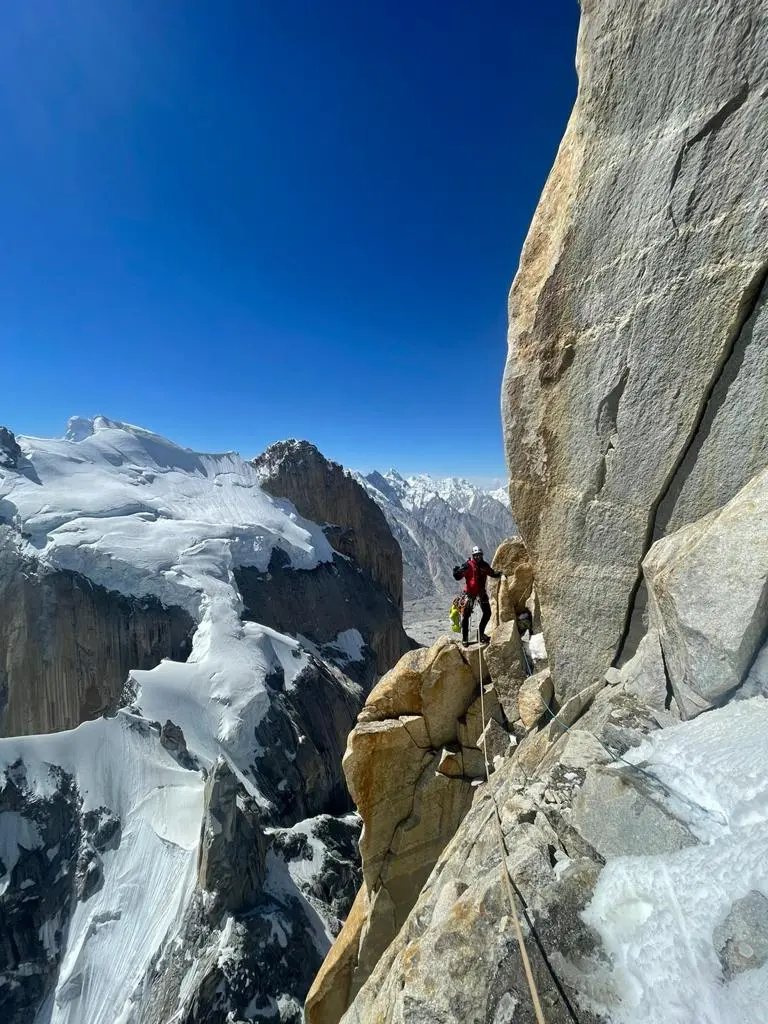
[449,596,464,633]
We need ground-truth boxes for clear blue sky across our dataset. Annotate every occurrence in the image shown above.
[0,1,579,477]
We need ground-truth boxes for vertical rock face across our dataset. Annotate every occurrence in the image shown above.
[0,539,194,737]
[235,549,411,680]
[306,619,530,1024]
[254,440,404,612]
[197,758,268,914]
[253,440,413,675]
[0,762,82,1024]
[503,0,768,699]
[250,654,364,824]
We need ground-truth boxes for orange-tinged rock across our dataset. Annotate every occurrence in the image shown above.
[305,885,368,1024]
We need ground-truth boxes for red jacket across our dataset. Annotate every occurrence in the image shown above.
[453,557,501,597]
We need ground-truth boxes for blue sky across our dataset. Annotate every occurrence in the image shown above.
[0,1,579,478]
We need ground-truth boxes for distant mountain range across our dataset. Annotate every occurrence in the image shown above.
[355,470,516,602]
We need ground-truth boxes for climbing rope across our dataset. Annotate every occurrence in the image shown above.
[471,592,726,1022]
[537,694,729,829]
[477,629,548,1024]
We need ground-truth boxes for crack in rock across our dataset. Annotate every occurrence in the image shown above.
[615,259,768,666]
[667,82,750,235]
[588,366,630,501]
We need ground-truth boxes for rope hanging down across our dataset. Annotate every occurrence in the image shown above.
[476,626,547,1024]
[468,591,581,1024]
[473,581,722,1020]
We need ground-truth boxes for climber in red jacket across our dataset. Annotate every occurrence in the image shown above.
[453,546,502,647]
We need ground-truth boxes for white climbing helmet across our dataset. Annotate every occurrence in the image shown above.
[472,545,482,556]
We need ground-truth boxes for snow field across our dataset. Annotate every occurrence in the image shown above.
[2,416,333,614]
[581,697,768,1024]
[1,416,336,784]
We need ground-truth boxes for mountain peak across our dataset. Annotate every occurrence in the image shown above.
[356,467,516,604]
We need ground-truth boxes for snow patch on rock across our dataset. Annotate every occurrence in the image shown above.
[324,629,366,665]
[582,698,768,1024]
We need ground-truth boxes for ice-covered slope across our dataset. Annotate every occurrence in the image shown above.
[582,698,768,1024]
[356,469,515,602]
[0,416,392,1024]
[5,414,332,612]
[1,715,204,1024]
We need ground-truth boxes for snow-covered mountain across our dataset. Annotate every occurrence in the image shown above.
[0,416,409,1024]
[356,469,515,603]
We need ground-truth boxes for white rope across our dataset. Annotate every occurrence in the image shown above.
[476,626,547,1024]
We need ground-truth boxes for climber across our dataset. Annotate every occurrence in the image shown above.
[452,546,502,647]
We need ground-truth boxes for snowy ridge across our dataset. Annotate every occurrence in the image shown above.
[1,717,203,1024]
[5,415,332,614]
[0,415,334,771]
[0,417,365,1023]
[369,469,504,514]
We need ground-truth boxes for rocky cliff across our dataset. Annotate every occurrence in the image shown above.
[254,440,404,611]
[253,441,412,674]
[0,534,194,736]
[0,428,22,470]
[502,0,768,701]
[309,4,768,1023]
[306,540,546,1023]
